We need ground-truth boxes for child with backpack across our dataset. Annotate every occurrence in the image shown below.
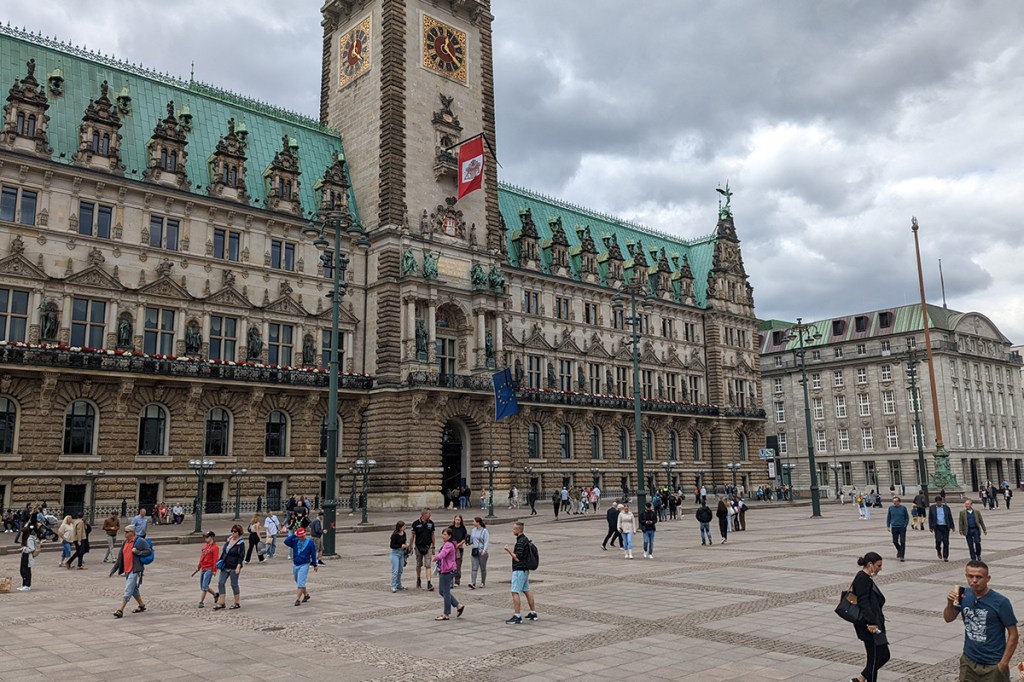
[196,531,219,608]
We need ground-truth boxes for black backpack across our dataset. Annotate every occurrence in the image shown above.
[524,537,540,571]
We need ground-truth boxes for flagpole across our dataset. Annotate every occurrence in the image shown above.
[441,132,502,167]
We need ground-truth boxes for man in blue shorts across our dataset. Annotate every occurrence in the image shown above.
[284,526,318,607]
[944,559,1018,681]
[502,521,537,625]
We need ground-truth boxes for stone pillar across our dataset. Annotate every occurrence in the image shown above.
[174,306,187,356]
[495,315,504,368]
[427,300,437,364]
[60,293,73,342]
[106,300,119,349]
[475,308,486,368]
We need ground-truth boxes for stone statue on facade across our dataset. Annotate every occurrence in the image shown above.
[488,263,505,291]
[514,357,524,384]
[577,365,587,392]
[117,316,133,349]
[470,263,487,288]
[415,321,428,360]
[423,251,439,279]
[401,248,417,275]
[247,325,263,360]
[185,321,202,355]
[547,362,556,389]
[39,300,58,341]
[485,331,494,361]
[303,335,316,365]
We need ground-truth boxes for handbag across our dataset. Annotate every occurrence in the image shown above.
[835,580,862,623]
[216,559,224,570]
[471,547,479,557]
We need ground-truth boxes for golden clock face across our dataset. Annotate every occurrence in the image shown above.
[422,15,467,83]
[339,16,371,89]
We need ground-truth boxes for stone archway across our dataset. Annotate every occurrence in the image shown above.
[441,419,469,507]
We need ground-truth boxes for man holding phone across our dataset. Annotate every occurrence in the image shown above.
[944,560,1018,681]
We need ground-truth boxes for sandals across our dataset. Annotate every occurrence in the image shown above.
[113,610,123,618]
[456,604,465,618]
[213,604,226,610]
[229,604,240,609]
[434,615,449,621]
[132,605,146,613]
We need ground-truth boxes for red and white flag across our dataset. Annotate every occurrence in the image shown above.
[457,136,485,200]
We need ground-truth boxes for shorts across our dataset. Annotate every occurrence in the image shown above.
[511,569,530,594]
[199,569,214,592]
[415,547,432,569]
[123,571,142,601]
[292,563,310,589]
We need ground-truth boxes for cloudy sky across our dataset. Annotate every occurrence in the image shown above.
[8,1,1024,341]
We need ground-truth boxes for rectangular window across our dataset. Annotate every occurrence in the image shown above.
[321,251,335,280]
[885,425,899,449]
[882,390,896,414]
[858,393,871,417]
[0,288,30,342]
[773,377,783,394]
[588,363,602,394]
[612,309,625,330]
[554,296,571,321]
[857,367,867,384]
[558,359,574,391]
[641,369,653,399]
[523,291,539,314]
[950,361,958,378]
[270,240,296,271]
[864,460,877,485]
[436,338,456,376]
[0,187,15,222]
[527,355,542,389]
[953,387,960,411]
[907,387,921,412]
[615,367,629,396]
[213,228,241,261]
[834,347,843,358]
[70,298,106,349]
[321,329,346,368]
[683,322,697,343]
[833,370,844,387]
[666,372,678,401]
[965,390,972,412]
[584,302,599,326]
[888,460,902,485]
[78,201,113,238]
[149,215,179,250]
[861,427,874,450]
[143,307,175,355]
[209,315,237,361]
[777,432,788,455]
[815,430,827,452]
[956,423,964,448]
[834,394,847,417]
[837,428,850,451]
[857,344,866,355]
[775,402,785,422]
[812,397,824,420]
[811,350,821,360]
[841,461,853,486]
[687,375,700,403]
[880,364,892,381]
[774,356,783,367]
[0,186,37,225]
[811,373,822,389]
[267,323,293,366]
[661,318,674,338]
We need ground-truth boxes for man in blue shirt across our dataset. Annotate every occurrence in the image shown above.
[944,560,1018,680]
[959,499,988,562]
[928,495,955,562]
[130,508,149,539]
[886,496,910,561]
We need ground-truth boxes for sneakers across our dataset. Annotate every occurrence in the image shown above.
[648,554,653,560]
[302,594,310,603]
[417,578,422,589]
[525,612,538,621]
[505,615,522,624]
[391,587,397,593]
[642,552,648,558]
[427,583,434,592]
[16,585,30,592]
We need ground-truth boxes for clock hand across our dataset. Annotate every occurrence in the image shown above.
[351,43,362,61]
[441,37,459,61]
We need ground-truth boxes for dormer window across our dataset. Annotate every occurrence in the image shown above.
[144,101,189,188]
[206,118,249,204]
[263,135,302,216]
[879,311,893,328]
[73,80,125,174]
[855,315,868,332]
[160,148,178,172]
[15,112,36,137]
[2,58,53,158]
[832,320,845,336]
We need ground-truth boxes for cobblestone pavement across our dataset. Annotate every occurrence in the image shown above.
[2,499,1022,681]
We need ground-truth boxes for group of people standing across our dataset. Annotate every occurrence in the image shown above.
[883,493,991,564]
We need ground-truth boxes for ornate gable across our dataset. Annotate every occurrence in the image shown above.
[546,217,570,274]
[143,100,190,189]
[264,295,308,317]
[72,80,125,174]
[0,253,47,281]
[139,275,191,300]
[513,208,540,266]
[524,324,553,351]
[205,286,253,310]
[1,58,52,157]
[263,135,302,216]
[318,304,359,326]
[556,330,582,355]
[582,332,612,358]
[65,265,124,291]
[664,347,686,369]
[313,150,349,211]
[206,117,250,204]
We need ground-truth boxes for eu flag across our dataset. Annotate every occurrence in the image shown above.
[493,368,520,422]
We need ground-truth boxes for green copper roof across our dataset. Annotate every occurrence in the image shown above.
[1,25,360,223]
[497,183,717,307]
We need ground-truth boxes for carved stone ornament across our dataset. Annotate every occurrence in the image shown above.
[430,196,466,238]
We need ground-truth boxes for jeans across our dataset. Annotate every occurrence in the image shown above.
[471,550,488,585]
[199,569,214,592]
[292,563,310,589]
[266,536,277,558]
[67,540,85,567]
[217,567,240,597]
[642,530,655,555]
[104,534,116,562]
[621,532,633,551]
[390,549,405,590]
[890,526,907,558]
[700,522,711,543]
[438,571,459,615]
[965,529,983,561]
[122,572,141,601]
[61,540,72,560]
[718,517,729,540]
[934,525,951,558]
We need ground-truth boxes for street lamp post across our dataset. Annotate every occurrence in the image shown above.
[782,463,797,499]
[788,318,823,517]
[230,468,248,521]
[348,466,358,513]
[483,460,500,518]
[830,463,842,500]
[353,458,376,525]
[903,346,929,502]
[302,161,366,558]
[85,468,105,525]
[612,279,650,510]
[726,463,741,490]
[188,459,216,534]
[661,461,676,492]
[590,466,601,488]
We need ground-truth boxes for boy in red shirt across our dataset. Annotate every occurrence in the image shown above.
[197,531,219,608]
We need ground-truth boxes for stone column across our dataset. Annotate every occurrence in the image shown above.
[475,308,486,368]
[427,300,437,364]
[495,315,504,366]
[174,306,187,356]
[106,300,119,349]
[60,293,73,343]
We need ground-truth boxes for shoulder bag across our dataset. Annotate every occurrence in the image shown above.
[835,579,862,623]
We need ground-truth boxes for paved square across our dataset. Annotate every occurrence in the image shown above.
[1,500,1021,680]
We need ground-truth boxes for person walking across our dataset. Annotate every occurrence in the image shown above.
[309,511,324,560]
[929,495,955,562]
[503,521,537,624]
[449,514,468,587]
[263,510,280,559]
[389,521,409,593]
[196,531,219,608]
[64,513,89,570]
[431,527,463,621]
[944,559,1018,680]
[886,497,910,562]
[108,525,151,618]
[245,513,265,564]
[101,511,119,563]
[696,501,713,546]
[602,503,622,551]
[639,502,657,559]
[912,490,928,531]
[213,524,245,610]
[716,498,730,544]
[958,499,987,562]
[551,490,560,519]
[58,514,74,566]
[616,503,638,559]
[130,508,149,538]
[1005,487,1013,510]
[735,497,747,531]
[411,508,436,592]
[17,522,36,591]
[467,517,489,589]
[284,526,318,607]
[850,551,890,682]
[527,488,537,515]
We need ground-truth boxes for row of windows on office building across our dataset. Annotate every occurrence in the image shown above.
[773,389,926,423]
[0,397,339,459]
[525,422,751,462]
[774,420,1020,457]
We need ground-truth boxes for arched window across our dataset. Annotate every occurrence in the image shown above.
[644,429,654,461]
[618,428,629,460]
[527,422,542,459]
[668,430,679,461]
[0,397,16,454]
[138,404,168,455]
[160,147,168,169]
[64,401,96,455]
[559,424,573,460]
[204,407,231,457]
[738,433,749,461]
[590,426,603,460]
[265,410,288,457]
[692,431,702,462]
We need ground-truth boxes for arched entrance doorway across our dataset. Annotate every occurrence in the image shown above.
[441,421,467,506]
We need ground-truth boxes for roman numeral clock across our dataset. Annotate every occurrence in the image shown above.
[422,15,467,84]
[339,15,371,89]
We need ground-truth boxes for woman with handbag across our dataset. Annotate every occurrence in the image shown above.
[430,527,464,620]
[715,498,729,544]
[616,503,638,559]
[851,551,889,682]
[245,513,264,564]
[389,520,409,593]
[467,517,489,589]
[449,515,468,586]
[18,522,37,591]
[213,524,245,610]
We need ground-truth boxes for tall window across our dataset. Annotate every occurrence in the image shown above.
[812,397,824,420]
[584,302,599,325]
[861,427,874,450]
[738,433,748,461]
[0,397,16,454]
[209,315,237,361]
[213,228,241,261]
[880,364,892,381]
[0,288,30,342]
[644,429,653,461]
[833,370,844,387]
[149,215,180,250]
[64,401,96,455]
[856,367,867,384]
[834,395,847,417]
[528,423,541,458]
[265,411,288,457]
[70,298,106,348]
[857,393,871,417]
[143,307,175,355]
[687,376,700,403]
[666,373,679,401]
[138,404,167,455]
[615,367,628,396]
[436,337,456,377]
[588,363,602,394]
[590,426,602,460]
[881,390,896,415]
[559,424,573,459]
[777,432,788,455]
[775,402,786,422]
[554,296,571,321]
[270,239,296,271]
[558,359,574,391]
[864,461,878,486]
[668,430,679,460]
[692,431,702,461]
[619,428,629,460]
[0,185,37,225]
[773,377,783,394]
[837,428,850,451]
[641,370,653,400]
[268,323,294,366]
[522,290,539,314]
[204,408,231,457]
[526,356,541,389]
[889,460,903,485]
[815,430,827,453]
[810,373,822,389]
[78,201,113,238]
[321,329,346,367]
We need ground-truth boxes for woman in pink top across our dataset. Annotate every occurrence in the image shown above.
[431,527,464,621]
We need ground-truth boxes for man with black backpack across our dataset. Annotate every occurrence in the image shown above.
[695,501,713,546]
[503,521,538,624]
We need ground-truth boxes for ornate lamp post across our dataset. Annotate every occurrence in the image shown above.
[661,460,676,491]
[830,463,842,500]
[354,458,376,525]
[788,318,823,517]
[302,159,366,557]
[782,463,797,499]
[612,278,651,510]
[230,468,249,521]
[348,466,358,513]
[903,345,930,502]
[590,466,601,488]
[726,462,741,490]
[483,459,500,518]
[188,459,216,534]
[85,468,105,525]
